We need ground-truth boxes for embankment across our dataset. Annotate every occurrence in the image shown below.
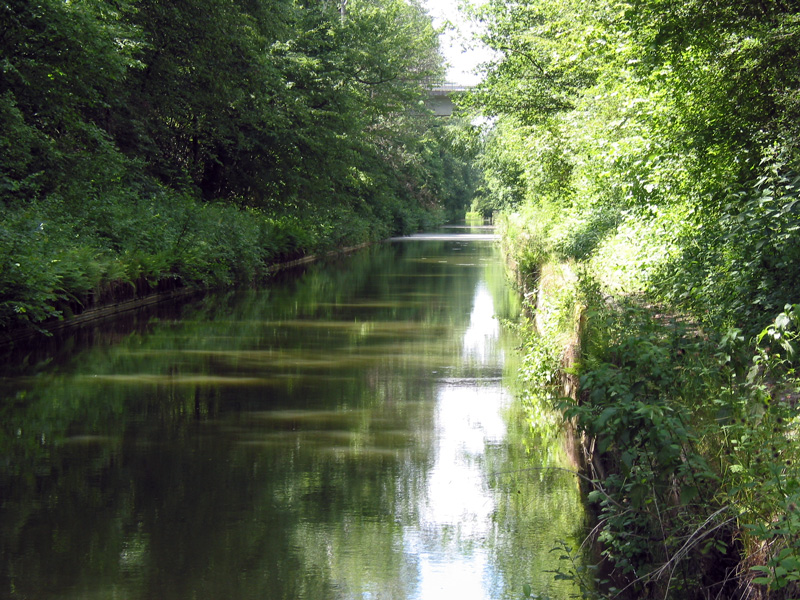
[503,229,799,599]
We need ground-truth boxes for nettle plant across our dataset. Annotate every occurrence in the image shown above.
[560,301,800,598]
[723,304,800,595]
[560,301,731,597]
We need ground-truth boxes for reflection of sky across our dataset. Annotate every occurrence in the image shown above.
[462,281,501,364]
[403,278,509,600]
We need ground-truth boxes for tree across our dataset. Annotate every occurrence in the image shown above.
[0,0,140,204]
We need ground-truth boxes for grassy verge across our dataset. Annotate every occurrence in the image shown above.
[0,190,443,339]
[501,209,800,599]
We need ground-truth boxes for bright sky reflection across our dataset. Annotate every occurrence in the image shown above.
[0,234,588,600]
[404,278,509,599]
[462,281,501,364]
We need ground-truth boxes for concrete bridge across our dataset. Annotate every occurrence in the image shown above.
[424,82,474,116]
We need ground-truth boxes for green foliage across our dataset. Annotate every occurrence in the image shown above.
[497,208,556,291]
[651,153,800,334]
[718,305,800,595]
[467,0,800,333]
[0,190,413,334]
[474,0,800,591]
[506,249,800,598]
[544,540,603,600]
[557,297,724,595]
[513,305,565,432]
[0,0,478,333]
[464,0,602,123]
[0,0,140,203]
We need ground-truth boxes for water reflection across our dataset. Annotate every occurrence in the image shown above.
[409,383,507,600]
[0,235,586,600]
[463,282,501,363]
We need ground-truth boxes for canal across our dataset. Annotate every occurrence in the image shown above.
[0,228,586,599]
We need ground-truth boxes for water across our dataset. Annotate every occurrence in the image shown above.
[0,231,586,599]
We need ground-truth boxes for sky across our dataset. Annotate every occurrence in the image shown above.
[422,0,494,85]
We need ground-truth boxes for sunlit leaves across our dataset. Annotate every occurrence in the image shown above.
[464,0,607,122]
[469,0,800,333]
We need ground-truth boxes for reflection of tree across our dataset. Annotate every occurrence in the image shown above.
[485,398,588,599]
[0,241,469,597]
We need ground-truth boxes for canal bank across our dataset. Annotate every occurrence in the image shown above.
[0,242,376,350]
[499,211,799,599]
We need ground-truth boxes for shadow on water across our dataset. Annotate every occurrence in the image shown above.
[0,234,587,600]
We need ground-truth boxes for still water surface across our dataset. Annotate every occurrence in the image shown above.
[0,231,586,599]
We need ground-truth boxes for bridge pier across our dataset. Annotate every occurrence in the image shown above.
[424,83,473,117]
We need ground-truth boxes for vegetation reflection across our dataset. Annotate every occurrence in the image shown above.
[0,238,585,599]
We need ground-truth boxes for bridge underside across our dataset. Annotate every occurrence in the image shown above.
[423,84,472,117]
[424,94,456,116]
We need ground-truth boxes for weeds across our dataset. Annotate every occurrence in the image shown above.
[508,205,800,598]
[0,188,439,335]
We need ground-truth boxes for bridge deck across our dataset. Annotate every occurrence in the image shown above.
[426,83,474,96]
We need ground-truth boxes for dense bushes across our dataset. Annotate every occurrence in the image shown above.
[0,187,441,333]
[503,220,800,597]
[466,0,800,333]
[467,0,800,595]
